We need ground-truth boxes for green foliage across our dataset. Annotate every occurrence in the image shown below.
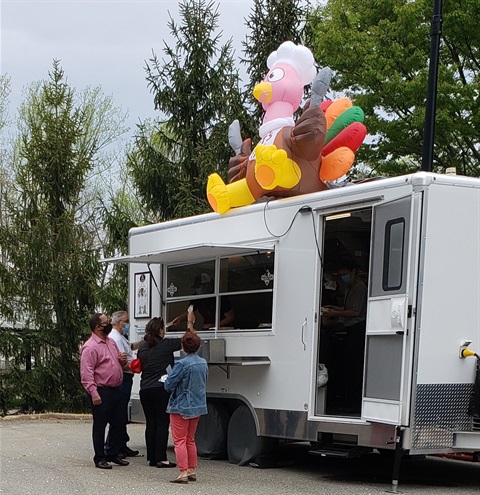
[0,74,10,131]
[0,61,125,414]
[97,182,150,314]
[308,0,480,177]
[128,121,184,220]
[0,327,87,414]
[1,76,13,283]
[129,0,246,220]
[242,0,312,128]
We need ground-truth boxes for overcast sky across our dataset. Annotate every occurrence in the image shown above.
[1,0,254,139]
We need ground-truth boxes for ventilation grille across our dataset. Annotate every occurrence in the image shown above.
[472,416,480,432]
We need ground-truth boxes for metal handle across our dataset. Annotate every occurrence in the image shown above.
[301,318,307,351]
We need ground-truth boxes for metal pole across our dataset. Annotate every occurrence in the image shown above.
[421,0,443,172]
[386,428,404,494]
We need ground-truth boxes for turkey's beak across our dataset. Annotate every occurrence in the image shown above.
[253,81,272,104]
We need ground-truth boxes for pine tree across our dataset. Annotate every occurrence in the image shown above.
[0,61,127,413]
[242,0,310,127]
[129,0,247,219]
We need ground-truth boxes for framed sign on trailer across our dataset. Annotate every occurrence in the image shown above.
[134,272,151,318]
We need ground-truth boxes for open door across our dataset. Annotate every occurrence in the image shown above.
[317,207,372,417]
[362,195,419,425]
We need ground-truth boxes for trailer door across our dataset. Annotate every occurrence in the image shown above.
[362,195,418,425]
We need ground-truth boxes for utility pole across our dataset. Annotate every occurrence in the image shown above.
[421,0,443,172]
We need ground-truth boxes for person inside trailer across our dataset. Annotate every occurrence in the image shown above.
[322,259,367,326]
[170,273,235,330]
[322,258,367,412]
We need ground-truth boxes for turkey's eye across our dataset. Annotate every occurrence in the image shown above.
[267,68,285,82]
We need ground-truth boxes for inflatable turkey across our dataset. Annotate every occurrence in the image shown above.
[207,41,366,214]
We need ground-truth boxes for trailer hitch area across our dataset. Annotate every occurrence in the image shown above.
[459,340,479,359]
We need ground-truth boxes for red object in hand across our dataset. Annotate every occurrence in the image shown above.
[130,358,142,374]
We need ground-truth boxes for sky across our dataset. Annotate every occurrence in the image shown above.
[1,0,254,141]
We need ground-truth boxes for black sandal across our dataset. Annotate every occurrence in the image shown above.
[156,461,177,468]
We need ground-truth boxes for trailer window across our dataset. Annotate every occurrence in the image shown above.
[383,218,405,291]
[166,261,215,299]
[219,251,274,292]
[218,251,274,329]
[164,251,274,331]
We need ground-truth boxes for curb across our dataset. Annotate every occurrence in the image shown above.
[1,412,92,422]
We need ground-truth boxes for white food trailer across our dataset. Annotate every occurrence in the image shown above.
[106,172,480,489]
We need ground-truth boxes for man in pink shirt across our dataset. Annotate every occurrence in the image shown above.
[80,313,129,469]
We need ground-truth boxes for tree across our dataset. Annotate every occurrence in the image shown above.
[0,74,12,322]
[0,61,128,414]
[129,0,247,220]
[0,73,11,240]
[98,176,149,314]
[0,74,10,131]
[242,0,311,127]
[308,0,480,177]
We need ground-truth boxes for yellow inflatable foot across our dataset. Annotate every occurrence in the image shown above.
[207,173,231,214]
[254,144,301,190]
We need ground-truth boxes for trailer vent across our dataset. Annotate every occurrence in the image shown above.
[472,417,480,432]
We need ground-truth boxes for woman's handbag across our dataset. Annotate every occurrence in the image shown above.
[129,357,142,374]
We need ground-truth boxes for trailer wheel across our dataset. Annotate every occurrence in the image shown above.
[227,404,272,465]
[196,401,230,459]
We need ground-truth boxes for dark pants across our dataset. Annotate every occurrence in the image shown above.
[345,322,366,411]
[326,321,366,412]
[105,373,133,455]
[87,386,123,464]
[140,386,171,463]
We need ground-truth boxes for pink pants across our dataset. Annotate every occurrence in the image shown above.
[169,413,201,471]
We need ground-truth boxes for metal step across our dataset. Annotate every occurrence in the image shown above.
[452,431,480,450]
[308,445,370,459]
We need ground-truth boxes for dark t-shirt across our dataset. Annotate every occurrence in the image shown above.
[194,296,232,327]
[343,277,367,327]
[138,337,181,390]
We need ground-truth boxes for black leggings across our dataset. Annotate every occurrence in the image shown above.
[140,386,171,462]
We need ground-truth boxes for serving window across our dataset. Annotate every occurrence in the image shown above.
[165,250,274,332]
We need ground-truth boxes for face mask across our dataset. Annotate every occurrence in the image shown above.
[100,323,113,335]
[123,323,130,336]
[341,274,352,284]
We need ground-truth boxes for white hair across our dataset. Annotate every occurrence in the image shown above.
[266,41,317,86]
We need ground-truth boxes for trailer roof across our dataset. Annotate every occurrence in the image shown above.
[126,172,480,239]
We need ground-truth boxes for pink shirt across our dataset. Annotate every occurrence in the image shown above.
[80,333,124,399]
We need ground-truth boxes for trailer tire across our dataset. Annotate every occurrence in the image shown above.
[196,401,230,459]
[227,404,271,465]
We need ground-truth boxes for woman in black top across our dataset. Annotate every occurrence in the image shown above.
[138,317,181,467]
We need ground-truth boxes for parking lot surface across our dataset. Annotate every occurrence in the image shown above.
[0,416,479,494]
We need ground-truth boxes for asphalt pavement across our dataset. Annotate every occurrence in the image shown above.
[0,415,479,495]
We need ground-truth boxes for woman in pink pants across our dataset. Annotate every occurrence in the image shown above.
[164,327,208,484]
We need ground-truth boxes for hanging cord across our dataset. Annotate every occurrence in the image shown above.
[262,199,323,268]
[307,207,324,269]
[262,197,303,238]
